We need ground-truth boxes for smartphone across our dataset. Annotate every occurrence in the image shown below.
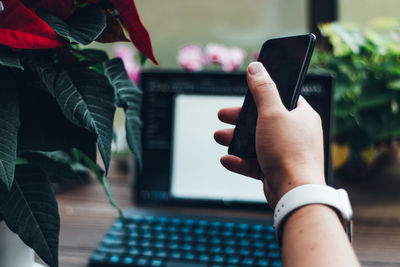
[228,34,316,158]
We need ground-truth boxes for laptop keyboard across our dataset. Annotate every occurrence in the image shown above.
[89,215,282,267]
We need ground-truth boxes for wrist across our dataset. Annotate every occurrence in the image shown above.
[266,177,325,209]
[281,204,345,247]
[283,203,340,232]
[273,184,353,245]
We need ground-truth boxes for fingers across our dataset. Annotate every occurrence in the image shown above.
[215,130,263,181]
[214,128,234,146]
[246,62,285,113]
[220,155,263,180]
[218,107,241,125]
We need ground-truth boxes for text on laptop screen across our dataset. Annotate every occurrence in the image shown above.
[171,94,266,203]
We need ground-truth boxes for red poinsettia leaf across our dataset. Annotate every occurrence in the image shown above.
[109,0,158,65]
[21,0,74,20]
[0,0,65,49]
[96,11,129,43]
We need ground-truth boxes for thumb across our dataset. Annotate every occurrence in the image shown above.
[246,62,285,113]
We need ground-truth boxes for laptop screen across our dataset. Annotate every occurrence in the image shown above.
[136,70,333,209]
[171,94,266,203]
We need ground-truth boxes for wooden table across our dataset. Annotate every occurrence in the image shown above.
[50,159,400,267]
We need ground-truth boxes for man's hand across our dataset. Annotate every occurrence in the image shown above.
[214,62,325,208]
[215,61,360,267]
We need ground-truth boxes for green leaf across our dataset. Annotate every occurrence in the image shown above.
[334,81,352,101]
[74,49,109,62]
[17,80,97,158]
[21,51,57,96]
[54,69,115,171]
[331,23,364,54]
[19,150,84,182]
[0,164,60,267]
[38,4,106,45]
[104,58,143,168]
[358,106,400,143]
[138,51,148,66]
[15,157,28,165]
[388,79,400,90]
[355,89,395,110]
[68,5,106,45]
[72,148,123,218]
[36,9,69,40]
[0,47,23,70]
[0,74,20,190]
[72,49,110,74]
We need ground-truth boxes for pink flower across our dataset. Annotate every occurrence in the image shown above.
[205,43,228,65]
[221,47,247,72]
[177,44,207,71]
[113,44,141,84]
[177,43,247,72]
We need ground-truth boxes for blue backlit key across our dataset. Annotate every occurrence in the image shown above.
[109,255,119,263]
[123,256,134,264]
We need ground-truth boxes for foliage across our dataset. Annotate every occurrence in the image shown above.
[0,1,157,266]
[311,19,400,152]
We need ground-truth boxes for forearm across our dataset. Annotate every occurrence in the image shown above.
[281,204,360,267]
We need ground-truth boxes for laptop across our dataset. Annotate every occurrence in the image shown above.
[88,70,334,267]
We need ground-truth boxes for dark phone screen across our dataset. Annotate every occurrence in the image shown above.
[260,34,315,109]
[228,34,315,158]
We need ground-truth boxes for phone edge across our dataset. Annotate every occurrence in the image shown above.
[289,33,316,109]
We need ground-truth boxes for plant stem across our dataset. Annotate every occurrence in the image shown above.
[69,48,103,64]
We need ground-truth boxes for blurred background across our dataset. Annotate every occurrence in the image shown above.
[92,0,400,67]
[94,0,400,198]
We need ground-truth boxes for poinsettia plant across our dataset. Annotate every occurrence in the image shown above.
[0,0,157,266]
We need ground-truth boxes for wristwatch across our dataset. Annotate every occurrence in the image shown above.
[273,184,353,244]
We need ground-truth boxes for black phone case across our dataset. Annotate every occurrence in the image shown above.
[228,34,316,158]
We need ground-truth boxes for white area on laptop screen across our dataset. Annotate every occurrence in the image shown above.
[171,94,266,203]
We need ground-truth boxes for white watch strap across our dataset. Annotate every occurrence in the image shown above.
[273,184,353,244]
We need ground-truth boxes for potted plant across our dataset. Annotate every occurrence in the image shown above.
[0,1,157,266]
[311,18,400,188]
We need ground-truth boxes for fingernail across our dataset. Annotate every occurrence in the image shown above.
[248,62,263,75]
